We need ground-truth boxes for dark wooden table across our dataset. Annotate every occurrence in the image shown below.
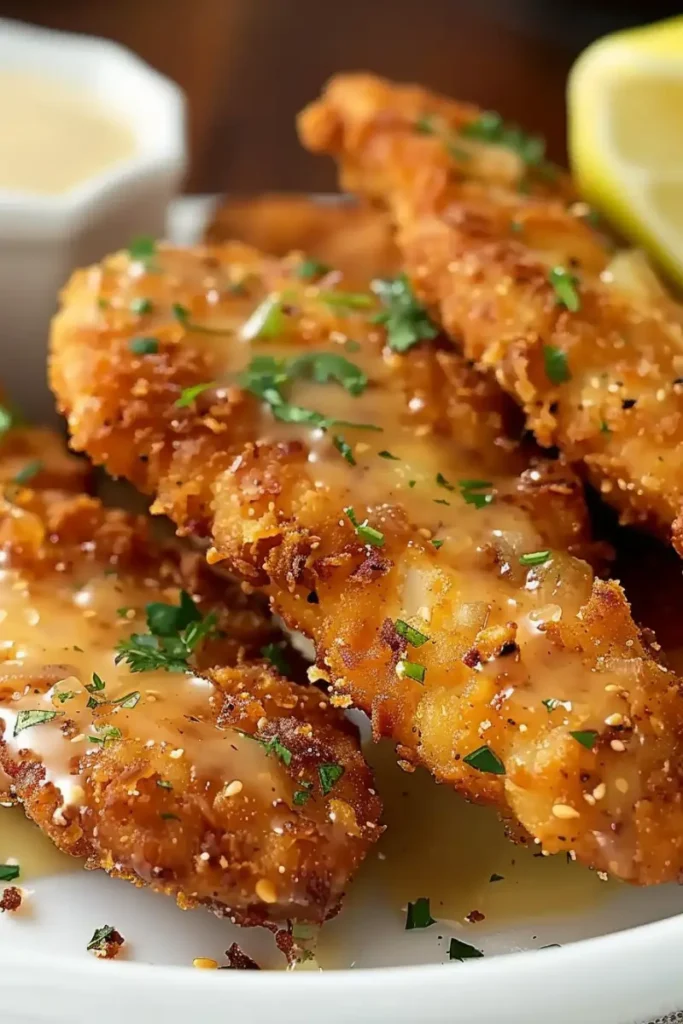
[0,0,679,194]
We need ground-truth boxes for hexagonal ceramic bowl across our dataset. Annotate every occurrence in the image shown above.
[0,17,187,421]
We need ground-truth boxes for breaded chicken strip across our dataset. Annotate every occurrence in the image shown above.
[50,241,683,884]
[0,486,381,926]
[205,193,399,282]
[299,74,683,551]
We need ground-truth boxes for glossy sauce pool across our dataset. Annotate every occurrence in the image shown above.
[0,70,136,194]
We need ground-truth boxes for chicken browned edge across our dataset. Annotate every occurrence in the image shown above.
[0,483,382,927]
[50,240,683,884]
[298,72,683,553]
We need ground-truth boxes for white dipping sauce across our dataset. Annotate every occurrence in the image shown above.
[0,70,136,194]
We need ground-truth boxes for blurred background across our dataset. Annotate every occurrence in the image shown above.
[2,0,680,194]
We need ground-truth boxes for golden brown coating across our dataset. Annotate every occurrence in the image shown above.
[0,486,381,926]
[205,193,399,283]
[49,240,683,884]
[299,73,683,550]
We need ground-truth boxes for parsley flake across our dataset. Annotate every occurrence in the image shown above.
[405,897,435,930]
[549,266,581,313]
[459,479,494,509]
[415,115,436,134]
[542,698,562,713]
[400,660,426,684]
[295,258,331,280]
[127,236,156,267]
[461,111,546,170]
[489,873,504,883]
[293,782,313,806]
[86,673,106,694]
[174,381,216,409]
[570,729,598,751]
[87,925,121,954]
[543,345,571,385]
[344,506,385,547]
[436,472,455,491]
[130,297,153,315]
[448,937,484,961]
[333,435,356,465]
[0,864,19,882]
[371,274,439,352]
[432,539,445,549]
[241,294,286,341]
[129,336,158,355]
[318,763,345,795]
[88,724,122,747]
[395,619,429,647]
[13,460,43,486]
[14,709,61,736]
[0,404,14,436]
[115,590,217,673]
[54,691,76,704]
[378,450,399,460]
[261,642,291,675]
[463,745,506,775]
[519,550,550,567]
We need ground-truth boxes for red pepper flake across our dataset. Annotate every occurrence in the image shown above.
[0,886,22,912]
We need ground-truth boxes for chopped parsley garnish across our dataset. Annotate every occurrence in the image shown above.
[600,420,611,435]
[378,450,399,460]
[130,297,153,315]
[239,353,377,433]
[463,745,506,775]
[157,779,173,791]
[549,266,581,313]
[319,290,374,310]
[161,812,180,821]
[87,925,119,953]
[519,550,550,567]
[371,274,439,352]
[344,506,385,547]
[245,732,292,767]
[570,729,598,750]
[117,607,133,618]
[543,345,571,385]
[54,690,76,704]
[175,381,216,409]
[261,642,291,675]
[287,352,368,395]
[333,435,356,465]
[415,115,435,134]
[13,709,61,736]
[114,691,141,710]
[459,479,494,509]
[88,724,122,746]
[293,782,313,806]
[434,498,450,507]
[400,660,426,684]
[115,589,217,673]
[318,763,345,795]
[129,336,158,355]
[448,937,484,961]
[127,235,157,267]
[13,460,43,486]
[241,294,286,341]
[436,472,455,492]
[395,620,429,647]
[461,111,546,170]
[542,698,562,713]
[295,257,331,280]
[432,539,445,549]
[489,873,504,883]
[86,673,106,694]
[405,897,435,930]
[0,864,19,882]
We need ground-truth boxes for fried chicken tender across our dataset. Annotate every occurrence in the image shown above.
[49,241,683,884]
[0,486,381,926]
[299,73,683,551]
[205,193,399,282]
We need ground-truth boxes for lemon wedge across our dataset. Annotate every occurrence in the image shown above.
[568,15,683,286]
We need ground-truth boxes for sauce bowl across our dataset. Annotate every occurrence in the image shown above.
[0,17,186,420]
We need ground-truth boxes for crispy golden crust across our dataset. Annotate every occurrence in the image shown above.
[205,193,399,283]
[0,487,381,926]
[299,73,683,547]
[49,242,683,884]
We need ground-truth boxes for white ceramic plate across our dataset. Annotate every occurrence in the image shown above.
[0,196,680,1024]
